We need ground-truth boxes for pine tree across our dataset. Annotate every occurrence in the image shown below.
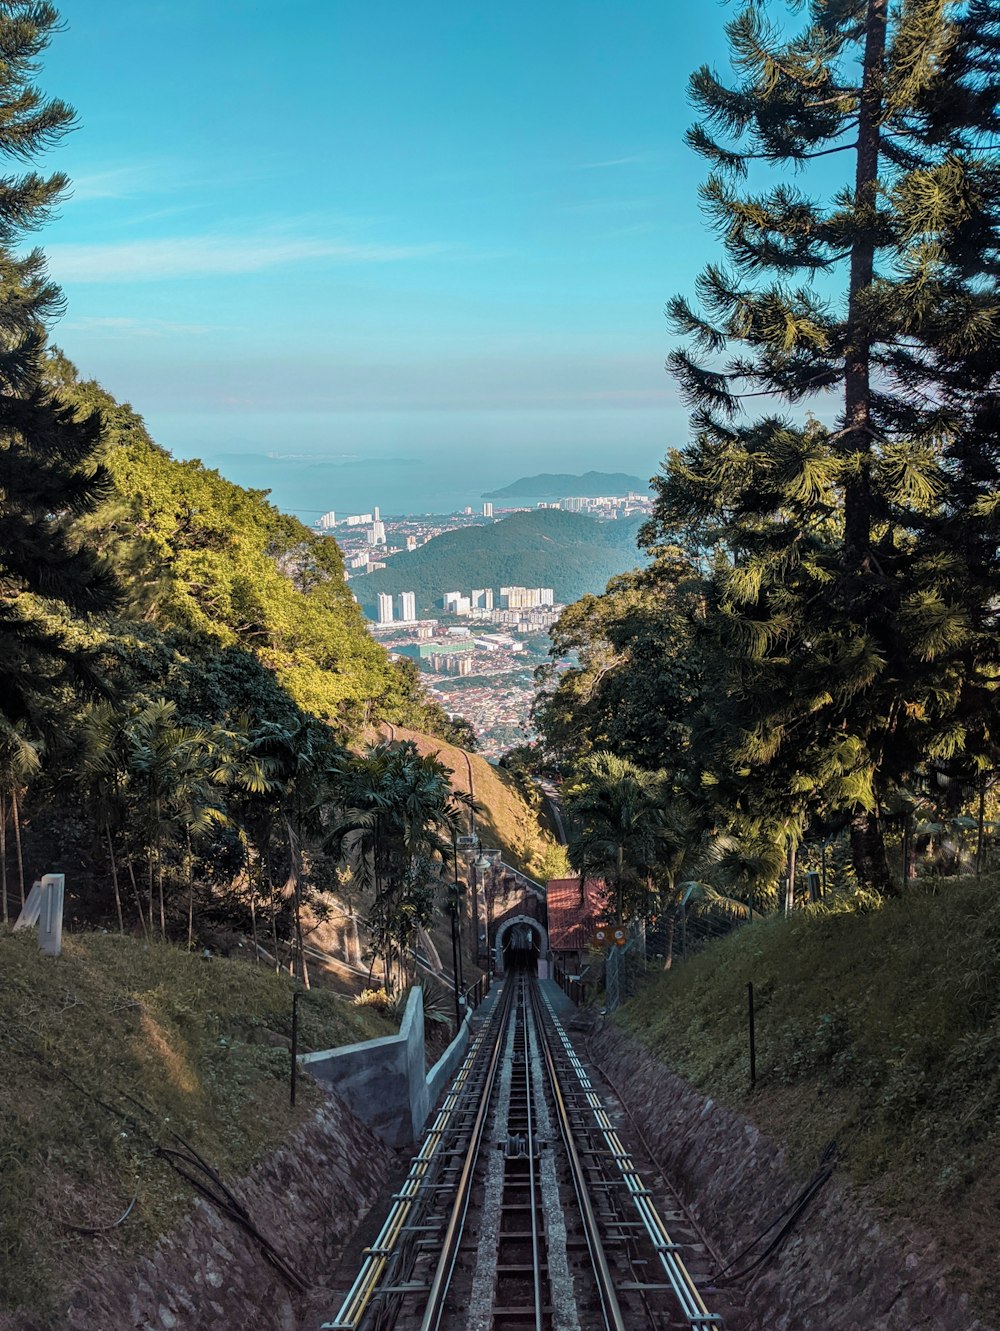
[645,0,1000,893]
[0,4,119,721]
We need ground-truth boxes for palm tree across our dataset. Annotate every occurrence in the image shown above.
[243,718,341,987]
[328,742,474,992]
[0,721,41,923]
[563,752,668,926]
[124,700,230,939]
[78,702,132,934]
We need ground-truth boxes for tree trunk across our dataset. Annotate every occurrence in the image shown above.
[105,821,124,934]
[282,814,310,990]
[0,793,7,925]
[126,855,148,939]
[975,783,986,880]
[842,0,887,569]
[266,842,279,971]
[851,809,898,896]
[249,864,260,964]
[186,829,194,950]
[158,858,166,939]
[663,911,675,970]
[11,788,25,906]
[785,841,797,916]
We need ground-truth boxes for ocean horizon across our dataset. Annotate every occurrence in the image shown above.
[140,406,680,522]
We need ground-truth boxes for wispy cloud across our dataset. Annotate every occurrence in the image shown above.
[46,233,449,282]
[575,154,646,170]
[60,314,228,337]
[69,166,158,201]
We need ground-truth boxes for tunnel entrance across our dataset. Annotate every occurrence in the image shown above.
[502,923,539,973]
[494,915,548,978]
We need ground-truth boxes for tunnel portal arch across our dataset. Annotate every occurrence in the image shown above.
[494,914,549,978]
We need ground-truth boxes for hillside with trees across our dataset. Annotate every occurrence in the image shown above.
[536,0,1000,917]
[0,6,555,1004]
[353,507,645,615]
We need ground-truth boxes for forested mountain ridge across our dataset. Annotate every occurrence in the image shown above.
[482,471,646,499]
[48,353,434,731]
[354,507,646,615]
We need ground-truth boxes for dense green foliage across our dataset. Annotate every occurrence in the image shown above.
[618,876,1000,1318]
[0,7,120,725]
[537,0,1000,917]
[481,471,645,499]
[48,355,435,732]
[0,8,485,959]
[354,508,645,615]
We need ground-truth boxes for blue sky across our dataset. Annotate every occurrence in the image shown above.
[40,1,740,514]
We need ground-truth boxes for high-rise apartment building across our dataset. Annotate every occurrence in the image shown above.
[376,593,394,625]
[369,520,386,546]
[482,502,493,518]
[316,510,337,528]
[499,585,555,610]
[471,588,494,610]
[406,535,418,551]
[394,591,416,622]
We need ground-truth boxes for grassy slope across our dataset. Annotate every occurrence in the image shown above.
[353,508,644,615]
[377,725,556,877]
[617,877,1000,1318]
[0,931,395,1314]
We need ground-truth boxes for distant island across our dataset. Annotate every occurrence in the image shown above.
[482,471,647,500]
[354,508,645,616]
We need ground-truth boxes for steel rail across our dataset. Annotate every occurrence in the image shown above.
[517,974,545,1331]
[529,979,628,1331]
[536,987,722,1329]
[325,982,511,1331]
[418,977,517,1331]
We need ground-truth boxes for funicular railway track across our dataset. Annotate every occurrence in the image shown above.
[325,971,722,1331]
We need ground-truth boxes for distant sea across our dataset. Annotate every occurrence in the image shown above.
[143,407,677,521]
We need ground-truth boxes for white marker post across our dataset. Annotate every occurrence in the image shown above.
[38,874,65,956]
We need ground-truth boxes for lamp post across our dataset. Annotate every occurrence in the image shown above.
[448,891,462,1035]
[449,831,465,1035]
[474,852,492,971]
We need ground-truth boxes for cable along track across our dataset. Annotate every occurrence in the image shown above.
[324,976,722,1331]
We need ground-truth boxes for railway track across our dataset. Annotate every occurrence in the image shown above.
[324,973,723,1331]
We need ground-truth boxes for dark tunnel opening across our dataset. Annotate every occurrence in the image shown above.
[501,923,541,974]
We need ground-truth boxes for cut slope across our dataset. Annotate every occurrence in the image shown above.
[354,508,645,615]
[376,724,556,876]
[0,931,394,1314]
[618,876,1000,1320]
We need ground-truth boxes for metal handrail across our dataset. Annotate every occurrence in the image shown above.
[418,978,515,1331]
[324,981,508,1329]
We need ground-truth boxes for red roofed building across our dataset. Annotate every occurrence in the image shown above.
[545,877,606,974]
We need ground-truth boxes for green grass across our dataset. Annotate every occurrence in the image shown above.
[618,876,1000,1318]
[0,930,395,1314]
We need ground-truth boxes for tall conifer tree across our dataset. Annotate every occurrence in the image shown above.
[0,4,118,720]
[644,1,1000,892]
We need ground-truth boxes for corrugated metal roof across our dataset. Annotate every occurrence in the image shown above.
[546,877,605,951]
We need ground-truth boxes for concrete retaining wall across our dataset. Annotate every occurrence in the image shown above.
[0,1098,394,1331]
[300,987,472,1147]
